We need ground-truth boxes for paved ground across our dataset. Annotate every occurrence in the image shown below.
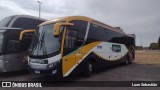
[1,63,160,81]
[0,63,160,90]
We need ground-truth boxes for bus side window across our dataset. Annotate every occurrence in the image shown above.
[64,29,78,55]
[112,45,121,52]
[64,29,78,49]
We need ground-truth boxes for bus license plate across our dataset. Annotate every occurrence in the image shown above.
[35,70,40,74]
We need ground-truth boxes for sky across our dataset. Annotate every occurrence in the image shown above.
[0,0,160,47]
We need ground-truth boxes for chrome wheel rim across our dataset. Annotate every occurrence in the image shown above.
[89,64,92,72]
[126,60,129,64]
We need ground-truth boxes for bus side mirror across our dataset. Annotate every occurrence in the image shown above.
[8,40,20,52]
[19,29,35,40]
[53,22,73,37]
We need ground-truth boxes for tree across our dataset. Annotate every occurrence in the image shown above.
[136,46,143,50]
[149,43,159,50]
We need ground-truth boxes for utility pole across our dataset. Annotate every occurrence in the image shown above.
[140,34,143,50]
[141,34,142,46]
[37,1,42,18]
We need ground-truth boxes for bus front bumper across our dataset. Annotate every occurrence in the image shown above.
[28,62,61,77]
[0,60,7,72]
[28,67,58,76]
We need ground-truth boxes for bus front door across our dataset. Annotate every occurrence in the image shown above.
[62,29,78,77]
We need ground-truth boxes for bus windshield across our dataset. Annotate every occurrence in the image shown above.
[0,16,14,27]
[29,24,60,56]
[0,30,5,53]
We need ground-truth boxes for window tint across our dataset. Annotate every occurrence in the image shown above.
[64,29,78,55]
[87,24,109,42]
[20,32,35,51]
[87,23,134,47]
[12,18,44,29]
[4,30,31,53]
[0,31,5,53]
[7,40,20,52]
[68,20,87,46]
[112,45,121,52]
[64,29,78,49]
[0,16,14,27]
[29,24,61,57]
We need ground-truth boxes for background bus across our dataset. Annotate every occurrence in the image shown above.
[28,16,135,77]
[0,15,46,72]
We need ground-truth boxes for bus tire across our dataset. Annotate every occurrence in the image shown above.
[84,61,92,77]
[125,59,129,65]
[125,55,131,65]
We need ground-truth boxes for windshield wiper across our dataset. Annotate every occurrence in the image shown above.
[30,32,40,55]
[39,31,48,56]
[36,29,48,56]
[36,29,44,56]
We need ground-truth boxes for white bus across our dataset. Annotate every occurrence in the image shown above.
[28,16,135,77]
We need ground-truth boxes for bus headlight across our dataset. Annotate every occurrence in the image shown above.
[52,69,57,74]
[48,63,53,68]
[48,60,60,68]
[29,58,48,64]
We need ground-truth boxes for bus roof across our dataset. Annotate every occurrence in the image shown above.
[11,15,46,21]
[39,16,133,37]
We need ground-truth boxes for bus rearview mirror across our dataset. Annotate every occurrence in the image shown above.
[53,22,73,37]
[19,29,35,40]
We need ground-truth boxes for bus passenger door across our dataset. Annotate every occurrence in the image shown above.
[62,29,78,77]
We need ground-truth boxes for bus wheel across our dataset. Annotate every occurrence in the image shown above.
[125,56,130,65]
[125,59,129,65]
[84,61,92,77]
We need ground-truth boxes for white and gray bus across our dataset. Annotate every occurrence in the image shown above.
[0,15,46,72]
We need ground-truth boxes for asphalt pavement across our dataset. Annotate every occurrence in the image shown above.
[0,63,160,90]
